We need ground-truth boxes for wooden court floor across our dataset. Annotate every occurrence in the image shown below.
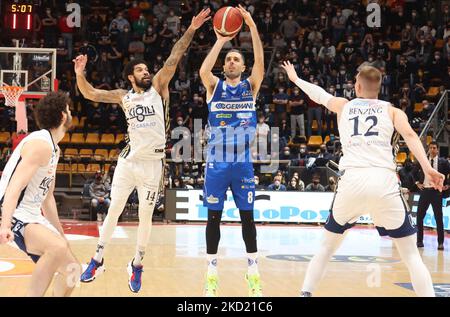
[0,222,449,297]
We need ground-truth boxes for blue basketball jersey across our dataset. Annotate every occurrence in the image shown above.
[206,79,257,162]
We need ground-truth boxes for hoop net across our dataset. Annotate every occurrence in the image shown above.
[1,85,24,107]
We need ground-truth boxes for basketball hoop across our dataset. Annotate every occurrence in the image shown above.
[1,85,24,107]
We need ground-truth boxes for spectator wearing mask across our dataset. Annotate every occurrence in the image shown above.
[280,13,300,40]
[256,115,270,158]
[254,175,265,190]
[273,86,289,126]
[398,159,416,192]
[317,143,333,161]
[289,86,306,137]
[324,177,337,192]
[89,171,111,222]
[305,175,325,192]
[268,176,287,191]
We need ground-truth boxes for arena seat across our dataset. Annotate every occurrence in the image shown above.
[100,134,115,145]
[70,133,85,144]
[85,133,99,145]
[307,135,323,147]
[396,152,407,164]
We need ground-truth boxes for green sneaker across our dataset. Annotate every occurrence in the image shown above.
[205,274,219,297]
[245,273,262,297]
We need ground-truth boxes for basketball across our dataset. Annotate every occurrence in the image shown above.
[213,7,243,36]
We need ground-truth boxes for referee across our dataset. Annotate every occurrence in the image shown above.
[415,142,450,250]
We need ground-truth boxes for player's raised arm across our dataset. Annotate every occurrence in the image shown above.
[73,54,127,104]
[236,5,264,96]
[391,107,445,192]
[0,140,52,243]
[199,29,237,98]
[282,61,348,114]
[153,8,211,99]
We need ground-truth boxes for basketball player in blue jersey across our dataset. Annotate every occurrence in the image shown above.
[199,5,264,297]
[282,61,445,297]
[74,9,211,293]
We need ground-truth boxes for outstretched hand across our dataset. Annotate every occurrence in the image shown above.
[236,4,256,28]
[73,55,88,75]
[190,8,211,30]
[281,61,299,83]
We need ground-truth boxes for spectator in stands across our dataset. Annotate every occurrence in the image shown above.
[399,98,413,122]
[109,11,131,32]
[280,146,294,161]
[428,51,447,81]
[133,13,149,37]
[324,177,337,192]
[287,177,300,191]
[289,86,306,137]
[256,114,270,158]
[318,38,336,64]
[153,0,169,23]
[380,67,392,101]
[342,80,355,100]
[317,143,333,162]
[340,35,358,66]
[268,176,286,191]
[331,8,347,44]
[175,72,191,93]
[398,159,416,192]
[173,177,186,189]
[306,93,322,137]
[280,12,300,41]
[305,175,325,192]
[253,175,264,191]
[104,165,116,191]
[279,119,290,141]
[166,9,180,36]
[89,171,111,222]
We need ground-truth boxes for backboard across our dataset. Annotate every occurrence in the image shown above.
[0,46,57,101]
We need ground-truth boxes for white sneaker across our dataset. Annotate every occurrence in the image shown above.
[97,213,102,222]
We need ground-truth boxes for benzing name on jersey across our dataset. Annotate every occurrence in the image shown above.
[127,105,156,122]
[348,107,383,115]
[211,102,255,112]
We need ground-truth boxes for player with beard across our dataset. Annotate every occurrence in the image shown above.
[0,92,81,296]
[74,9,211,293]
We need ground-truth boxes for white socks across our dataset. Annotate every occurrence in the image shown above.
[207,254,218,275]
[247,252,259,275]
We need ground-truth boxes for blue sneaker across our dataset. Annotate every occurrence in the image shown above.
[80,258,105,283]
[127,261,143,293]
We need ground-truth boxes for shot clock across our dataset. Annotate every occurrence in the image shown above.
[3,1,34,36]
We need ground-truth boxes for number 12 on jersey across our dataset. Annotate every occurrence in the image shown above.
[349,115,379,137]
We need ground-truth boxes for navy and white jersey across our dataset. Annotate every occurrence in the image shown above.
[206,79,256,162]
[0,129,59,223]
[338,98,397,171]
[120,86,168,160]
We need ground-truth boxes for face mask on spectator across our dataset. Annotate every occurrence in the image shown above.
[435,55,440,60]
[300,148,306,154]
[274,180,280,187]
[284,151,290,156]
[177,120,183,125]
[340,70,345,75]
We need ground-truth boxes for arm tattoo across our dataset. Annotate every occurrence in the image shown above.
[165,29,195,67]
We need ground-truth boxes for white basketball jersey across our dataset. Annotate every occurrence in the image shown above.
[120,86,167,160]
[338,98,397,171]
[0,130,59,221]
